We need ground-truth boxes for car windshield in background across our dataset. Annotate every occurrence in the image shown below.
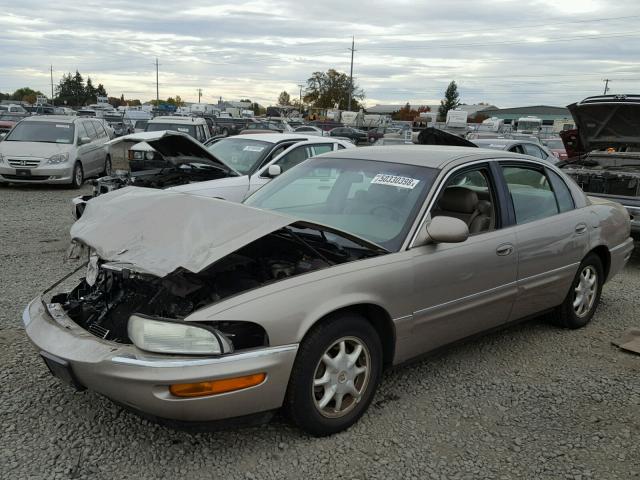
[146,123,196,137]
[0,115,23,122]
[207,137,270,175]
[5,122,75,144]
[544,139,565,149]
[134,120,148,129]
[245,157,438,251]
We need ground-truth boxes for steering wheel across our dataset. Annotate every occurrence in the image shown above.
[370,205,402,220]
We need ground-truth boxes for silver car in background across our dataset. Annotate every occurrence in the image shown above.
[23,146,633,435]
[0,115,112,187]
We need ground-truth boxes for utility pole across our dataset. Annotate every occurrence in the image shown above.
[198,88,202,103]
[603,79,610,95]
[155,58,160,105]
[50,65,54,106]
[297,83,304,115]
[348,36,355,111]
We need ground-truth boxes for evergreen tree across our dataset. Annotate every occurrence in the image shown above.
[438,81,460,121]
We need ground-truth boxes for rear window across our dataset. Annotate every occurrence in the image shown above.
[146,123,196,137]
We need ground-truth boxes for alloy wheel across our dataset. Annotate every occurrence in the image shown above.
[312,336,371,418]
[573,265,597,317]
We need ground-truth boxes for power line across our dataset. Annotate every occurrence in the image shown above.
[603,79,611,94]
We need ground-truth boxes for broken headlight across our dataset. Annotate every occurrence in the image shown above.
[128,315,233,355]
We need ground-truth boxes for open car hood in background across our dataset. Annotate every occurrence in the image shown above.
[106,130,239,174]
[70,187,294,277]
[566,96,640,153]
[416,127,478,148]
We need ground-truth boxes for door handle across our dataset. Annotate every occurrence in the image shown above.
[496,243,514,256]
[575,224,587,234]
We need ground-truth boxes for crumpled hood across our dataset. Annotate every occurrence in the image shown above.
[567,96,640,152]
[106,130,239,174]
[70,186,293,277]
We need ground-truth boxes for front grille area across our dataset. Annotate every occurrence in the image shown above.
[8,158,41,168]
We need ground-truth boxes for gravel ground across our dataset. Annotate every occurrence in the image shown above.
[1,183,639,480]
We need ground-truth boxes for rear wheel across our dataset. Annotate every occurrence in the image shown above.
[550,253,604,329]
[70,162,84,189]
[285,313,382,436]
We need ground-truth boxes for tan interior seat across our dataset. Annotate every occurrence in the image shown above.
[433,186,492,234]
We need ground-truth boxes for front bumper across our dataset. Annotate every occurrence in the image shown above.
[23,297,298,422]
[0,164,74,184]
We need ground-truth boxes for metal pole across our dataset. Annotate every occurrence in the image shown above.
[297,83,304,115]
[155,58,159,105]
[50,65,54,106]
[348,36,355,111]
[198,88,202,103]
[603,79,610,95]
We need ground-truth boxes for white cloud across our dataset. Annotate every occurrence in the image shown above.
[1,0,639,107]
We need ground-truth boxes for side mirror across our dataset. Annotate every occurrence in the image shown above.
[78,136,91,145]
[267,164,282,177]
[425,216,469,243]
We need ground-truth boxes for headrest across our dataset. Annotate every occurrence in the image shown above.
[476,200,492,215]
[438,187,478,213]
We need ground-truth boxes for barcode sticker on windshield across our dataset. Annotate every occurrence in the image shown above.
[371,174,420,189]
[55,124,70,128]
[243,146,265,152]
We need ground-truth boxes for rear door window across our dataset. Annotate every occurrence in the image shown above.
[501,165,559,224]
[312,144,334,156]
[84,120,99,140]
[546,169,575,213]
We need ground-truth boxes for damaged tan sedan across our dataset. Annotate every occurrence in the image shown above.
[24,146,634,436]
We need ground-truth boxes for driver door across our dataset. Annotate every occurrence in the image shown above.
[402,163,518,360]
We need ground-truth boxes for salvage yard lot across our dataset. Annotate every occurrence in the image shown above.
[1,184,639,480]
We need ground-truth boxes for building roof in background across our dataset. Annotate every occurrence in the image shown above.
[480,105,571,116]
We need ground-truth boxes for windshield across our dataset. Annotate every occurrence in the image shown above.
[518,121,541,131]
[146,123,196,137]
[5,122,75,144]
[0,115,22,122]
[544,139,565,149]
[245,157,438,251]
[134,120,148,129]
[207,137,270,175]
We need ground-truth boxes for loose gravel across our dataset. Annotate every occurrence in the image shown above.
[1,183,639,480]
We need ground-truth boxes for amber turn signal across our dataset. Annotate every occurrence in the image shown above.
[169,373,266,398]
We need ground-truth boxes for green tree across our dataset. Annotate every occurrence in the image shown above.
[85,77,97,104]
[96,84,107,97]
[438,81,460,121]
[11,87,43,103]
[303,69,364,110]
[277,91,291,106]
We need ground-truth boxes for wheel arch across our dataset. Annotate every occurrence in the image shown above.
[588,245,611,281]
[302,303,396,368]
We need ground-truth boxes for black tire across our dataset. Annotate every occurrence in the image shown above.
[285,313,382,436]
[101,156,112,176]
[70,162,84,189]
[550,253,604,329]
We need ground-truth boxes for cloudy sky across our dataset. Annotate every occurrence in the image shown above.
[1,0,639,108]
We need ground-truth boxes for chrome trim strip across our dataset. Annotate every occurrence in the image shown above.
[610,239,634,253]
[414,281,517,316]
[111,344,299,368]
[413,262,579,316]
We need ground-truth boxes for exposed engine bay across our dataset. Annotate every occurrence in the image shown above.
[51,225,383,346]
[562,154,640,198]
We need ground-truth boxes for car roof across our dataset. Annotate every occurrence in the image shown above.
[320,145,539,168]
[149,116,207,124]
[220,133,317,143]
[22,115,76,123]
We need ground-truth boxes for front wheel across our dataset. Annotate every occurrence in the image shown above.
[285,313,382,436]
[550,253,604,329]
[70,162,84,189]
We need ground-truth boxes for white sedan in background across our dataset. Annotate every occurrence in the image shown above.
[169,133,354,200]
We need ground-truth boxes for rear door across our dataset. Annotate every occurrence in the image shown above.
[497,160,590,320]
[405,162,518,359]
